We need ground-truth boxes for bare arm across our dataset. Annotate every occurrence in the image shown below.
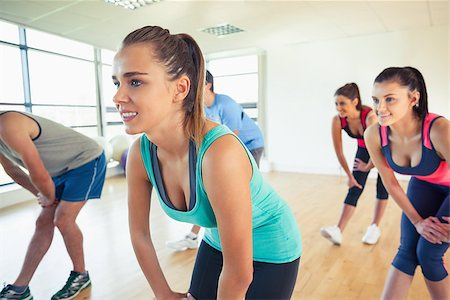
[0,113,54,202]
[364,124,444,243]
[363,111,378,170]
[331,116,352,177]
[127,139,185,300]
[0,153,39,196]
[429,117,450,242]
[202,135,253,299]
[431,117,450,169]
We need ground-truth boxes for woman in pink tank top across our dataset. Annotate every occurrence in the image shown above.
[365,66,449,300]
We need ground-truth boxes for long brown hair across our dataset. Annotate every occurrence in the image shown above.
[121,26,206,147]
[334,83,363,111]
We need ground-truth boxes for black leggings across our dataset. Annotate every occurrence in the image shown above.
[189,241,300,299]
[344,146,389,206]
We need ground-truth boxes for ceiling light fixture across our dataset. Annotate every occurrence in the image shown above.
[104,0,161,10]
[201,24,245,37]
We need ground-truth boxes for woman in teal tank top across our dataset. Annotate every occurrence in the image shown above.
[112,25,302,299]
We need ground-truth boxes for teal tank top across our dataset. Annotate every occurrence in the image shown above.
[140,125,302,263]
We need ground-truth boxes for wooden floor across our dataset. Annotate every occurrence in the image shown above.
[0,172,448,300]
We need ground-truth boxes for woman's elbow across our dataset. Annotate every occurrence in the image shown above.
[232,266,254,289]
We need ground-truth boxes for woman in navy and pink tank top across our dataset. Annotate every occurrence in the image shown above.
[365,67,449,300]
[320,83,389,246]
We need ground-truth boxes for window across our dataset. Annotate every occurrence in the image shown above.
[0,166,12,186]
[26,29,94,60]
[0,20,19,44]
[0,44,24,104]
[101,49,125,140]
[28,50,96,106]
[207,55,260,121]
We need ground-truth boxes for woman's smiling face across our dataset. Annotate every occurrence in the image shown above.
[372,81,419,126]
[112,43,176,135]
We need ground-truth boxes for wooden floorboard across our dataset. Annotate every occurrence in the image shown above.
[0,172,448,299]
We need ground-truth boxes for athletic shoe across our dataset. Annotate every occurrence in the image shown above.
[0,284,33,300]
[362,224,381,245]
[51,271,91,300]
[166,233,198,251]
[320,225,342,245]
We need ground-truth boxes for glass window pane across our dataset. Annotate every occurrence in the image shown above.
[32,106,97,127]
[0,167,13,186]
[0,44,24,103]
[0,20,19,44]
[0,105,26,112]
[208,55,258,76]
[106,109,122,124]
[101,49,116,66]
[213,73,258,104]
[102,65,116,105]
[244,108,258,120]
[74,126,98,138]
[28,50,96,105]
[105,124,126,140]
[26,29,94,60]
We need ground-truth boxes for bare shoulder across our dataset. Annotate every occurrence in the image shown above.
[364,122,381,143]
[202,133,252,187]
[430,116,449,134]
[430,116,449,148]
[0,112,37,141]
[0,112,25,132]
[203,134,248,168]
[126,136,150,182]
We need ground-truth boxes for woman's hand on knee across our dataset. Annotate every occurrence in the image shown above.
[438,216,450,243]
[415,217,448,244]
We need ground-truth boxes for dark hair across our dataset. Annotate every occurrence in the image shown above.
[334,83,362,111]
[374,67,428,119]
[206,70,214,92]
[121,26,206,147]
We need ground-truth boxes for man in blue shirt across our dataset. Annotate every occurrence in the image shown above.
[166,70,266,251]
[203,70,265,165]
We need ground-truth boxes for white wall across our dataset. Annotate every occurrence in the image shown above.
[265,25,448,175]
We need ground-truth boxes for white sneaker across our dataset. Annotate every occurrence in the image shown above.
[362,224,381,244]
[320,225,342,245]
[166,233,199,251]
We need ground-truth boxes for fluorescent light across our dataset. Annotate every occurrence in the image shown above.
[201,24,245,37]
[104,0,161,10]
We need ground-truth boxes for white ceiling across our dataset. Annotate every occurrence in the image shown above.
[0,0,448,54]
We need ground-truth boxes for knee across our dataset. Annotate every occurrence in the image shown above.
[344,188,363,206]
[392,248,418,276]
[417,242,449,281]
[35,214,55,230]
[53,215,74,232]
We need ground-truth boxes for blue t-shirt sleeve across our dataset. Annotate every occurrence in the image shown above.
[220,98,242,131]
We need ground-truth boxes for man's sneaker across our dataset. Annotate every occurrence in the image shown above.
[166,233,198,251]
[0,284,33,300]
[51,271,91,300]
[320,225,342,245]
[362,224,381,245]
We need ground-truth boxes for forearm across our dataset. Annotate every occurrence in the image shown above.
[217,270,251,299]
[336,154,352,177]
[386,179,422,224]
[30,174,55,200]
[132,236,172,299]
[5,168,39,196]
[217,265,252,299]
